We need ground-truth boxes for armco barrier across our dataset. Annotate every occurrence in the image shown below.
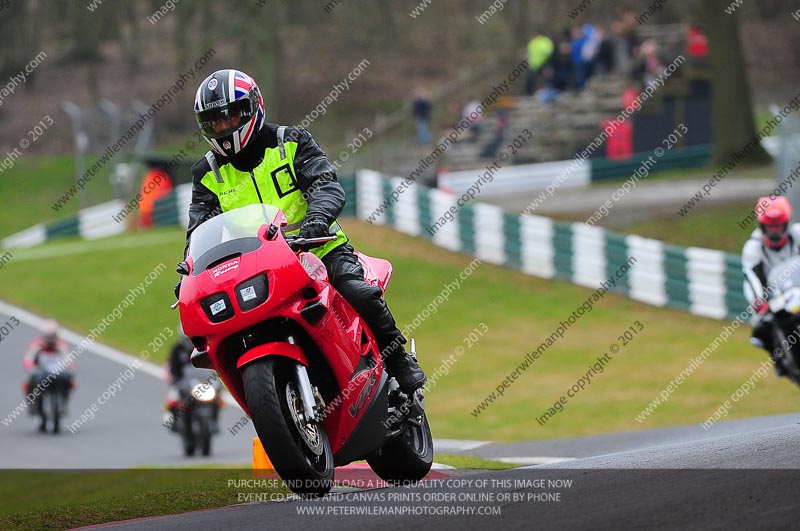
[356,169,747,321]
[2,170,747,320]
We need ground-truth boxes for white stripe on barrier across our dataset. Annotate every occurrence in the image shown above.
[2,223,47,249]
[393,178,420,237]
[520,215,555,278]
[176,182,193,230]
[79,200,127,240]
[356,169,387,225]
[626,235,667,306]
[429,189,461,252]
[473,203,505,265]
[686,247,728,319]
[571,223,606,289]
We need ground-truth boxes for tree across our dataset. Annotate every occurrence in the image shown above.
[701,0,771,165]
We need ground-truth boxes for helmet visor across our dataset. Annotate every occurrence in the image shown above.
[762,222,788,243]
[196,97,255,139]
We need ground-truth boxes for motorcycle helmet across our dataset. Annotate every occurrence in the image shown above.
[757,196,791,249]
[39,320,59,349]
[194,69,265,158]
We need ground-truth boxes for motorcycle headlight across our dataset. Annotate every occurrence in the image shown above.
[192,383,217,402]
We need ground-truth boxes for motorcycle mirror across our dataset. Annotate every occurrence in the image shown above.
[176,261,190,276]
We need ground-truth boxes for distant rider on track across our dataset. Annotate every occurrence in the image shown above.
[24,320,74,419]
[741,196,800,375]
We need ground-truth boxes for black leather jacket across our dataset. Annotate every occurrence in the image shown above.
[184,124,345,256]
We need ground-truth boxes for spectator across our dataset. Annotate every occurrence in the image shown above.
[640,38,665,87]
[581,24,601,81]
[630,42,645,85]
[480,110,508,158]
[525,32,554,96]
[687,25,709,67]
[570,25,588,91]
[593,26,615,76]
[411,88,432,146]
[461,98,484,142]
[552,37,573,92]
[612,5,639,71]
[137,167,173,229]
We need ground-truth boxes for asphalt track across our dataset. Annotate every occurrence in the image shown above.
[74,421,800,531]
[4,300,800,529]
[0,302,253,468]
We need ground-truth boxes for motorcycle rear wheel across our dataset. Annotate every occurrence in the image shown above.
[367,406,433,484]
[243,357,333,496]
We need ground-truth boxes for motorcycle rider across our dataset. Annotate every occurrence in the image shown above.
[742,196,800,375]
[167,325,194,384]
[24,320,74,417]
[177,69,426,394]
[163,325,220,430]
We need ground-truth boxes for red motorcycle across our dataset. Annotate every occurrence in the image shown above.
[175,204,433,495]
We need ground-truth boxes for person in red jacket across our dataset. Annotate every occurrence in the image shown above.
[137,167,174,229]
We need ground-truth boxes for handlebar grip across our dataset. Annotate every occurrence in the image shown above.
[287,235,338,251]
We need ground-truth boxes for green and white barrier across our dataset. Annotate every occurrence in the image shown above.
[356,169,748,320]
[2,168,747,320]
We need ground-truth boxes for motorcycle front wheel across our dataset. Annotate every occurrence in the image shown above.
[242,357,333,496]
[198,415,212,457]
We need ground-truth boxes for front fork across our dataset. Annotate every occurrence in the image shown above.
[291,336,426,430]
[294,363,318,422]
[289,336,321,422]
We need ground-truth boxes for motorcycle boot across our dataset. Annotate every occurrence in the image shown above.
[383,342,427,394]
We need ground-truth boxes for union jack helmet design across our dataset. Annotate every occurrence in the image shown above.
[194,69,265,158]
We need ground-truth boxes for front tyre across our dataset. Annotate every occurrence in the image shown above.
[51,392,61,434]
[199,416,212,457]
[367,408,433,483]
[182,411,196,457]
[242,357,333,496]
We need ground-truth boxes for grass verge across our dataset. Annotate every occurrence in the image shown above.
[0,221,796,444]
[0,468,287,531]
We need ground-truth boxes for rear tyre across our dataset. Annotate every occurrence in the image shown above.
[242,357,333,496]
[367,409,433,484]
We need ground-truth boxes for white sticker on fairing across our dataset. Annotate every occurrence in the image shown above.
[240,286,257,302]
[210,299,226,315]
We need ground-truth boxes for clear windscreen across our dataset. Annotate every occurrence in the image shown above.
[187,204,280,261]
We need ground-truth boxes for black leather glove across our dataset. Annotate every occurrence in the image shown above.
[173,279,182,300]
[299,217,330,240]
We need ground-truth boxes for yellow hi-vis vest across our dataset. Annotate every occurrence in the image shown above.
[199,126,347,258]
